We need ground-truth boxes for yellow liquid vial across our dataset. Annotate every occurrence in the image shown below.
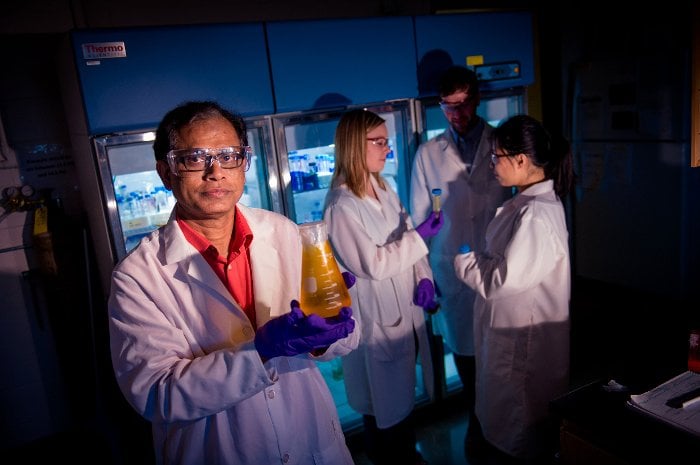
[299,222,352,318]
[431,188,442,213]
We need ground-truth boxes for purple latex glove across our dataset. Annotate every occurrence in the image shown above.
[415,211,444,240]
[255,300,355,360]
[341,271,356,289]
[414,278,439,314]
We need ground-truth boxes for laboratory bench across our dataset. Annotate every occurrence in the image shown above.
[551,373,700,465]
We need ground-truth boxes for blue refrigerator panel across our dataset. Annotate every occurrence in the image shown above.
[415,11,535,96]
[266,17,418,112]
[71,23,273,134]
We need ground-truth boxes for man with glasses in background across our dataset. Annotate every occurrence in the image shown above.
[410,65,512,458]
[107,100,358,465]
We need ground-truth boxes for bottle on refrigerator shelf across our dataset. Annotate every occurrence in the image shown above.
[304,161,319,191]
[289,153,307,193]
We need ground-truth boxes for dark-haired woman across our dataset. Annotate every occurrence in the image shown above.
[454,114,575,463]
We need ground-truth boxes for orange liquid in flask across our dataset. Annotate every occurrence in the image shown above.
[299,222,351,318]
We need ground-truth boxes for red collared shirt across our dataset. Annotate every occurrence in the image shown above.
[177,207,256,328]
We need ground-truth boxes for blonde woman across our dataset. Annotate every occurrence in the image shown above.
[324,108,443,465]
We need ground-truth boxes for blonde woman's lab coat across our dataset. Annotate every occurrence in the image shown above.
[454,180,570,459]
[324,175,435,429]
[108,205,359,465]
[410,126,511,356]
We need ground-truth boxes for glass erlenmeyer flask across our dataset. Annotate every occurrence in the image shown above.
[298,221,351,317]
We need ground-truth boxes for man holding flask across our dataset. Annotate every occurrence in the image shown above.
[107,100,358,465]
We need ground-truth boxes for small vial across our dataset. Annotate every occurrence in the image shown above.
[431,188,442,213]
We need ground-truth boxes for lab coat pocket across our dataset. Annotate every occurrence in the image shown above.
[366,279,401,325]
[369,318,413,362]
[311,430,351,465]
[487,325,519,383]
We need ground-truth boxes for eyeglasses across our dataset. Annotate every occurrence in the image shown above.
[166,146,251,176]
[367,137,390,148]
[490,151,510,165]
[439,97,474,114]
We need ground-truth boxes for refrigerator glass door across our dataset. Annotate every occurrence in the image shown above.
[273,100,414,225]
[241,117,284,215]
[421,89,526,142]
[95,121,278,263]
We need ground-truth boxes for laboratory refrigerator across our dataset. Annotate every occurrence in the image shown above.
[60,23,277,294]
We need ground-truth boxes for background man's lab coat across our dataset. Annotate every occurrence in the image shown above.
[411,127,511,356]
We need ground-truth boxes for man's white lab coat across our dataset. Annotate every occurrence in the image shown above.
[108,205,359,465]
[454,180,571,459]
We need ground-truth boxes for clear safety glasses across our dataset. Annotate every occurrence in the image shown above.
[367,137,390,148]
[166,146,252,177]
[439,97,476,114]
[490,151,511,165]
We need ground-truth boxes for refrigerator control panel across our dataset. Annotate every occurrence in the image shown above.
[475,61,521,82]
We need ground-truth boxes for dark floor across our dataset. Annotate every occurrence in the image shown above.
[346,395,472,465]
[5,278,695,465]
[347,404,471,465]
[345,393,562,465]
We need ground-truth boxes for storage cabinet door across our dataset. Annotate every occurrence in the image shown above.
[267,17,417,113]
[71,23,273,134]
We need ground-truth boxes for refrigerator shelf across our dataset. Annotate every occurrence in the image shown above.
[124,223,158,238]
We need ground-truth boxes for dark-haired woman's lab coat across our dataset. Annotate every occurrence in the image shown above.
[454,180,570,459]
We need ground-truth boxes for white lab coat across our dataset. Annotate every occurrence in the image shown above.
[410,125,511,355]
[108,204,359,465]
[453,180,571,459]
[324,175,435,429]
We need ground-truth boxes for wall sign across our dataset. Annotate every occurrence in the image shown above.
[81,42,127,60]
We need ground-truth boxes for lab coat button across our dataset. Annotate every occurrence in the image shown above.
[267,390,275,399]
[282,453,290,463]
